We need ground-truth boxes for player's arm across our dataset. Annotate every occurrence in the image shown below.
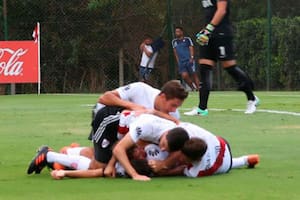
[98,90,145,110]
[140,42,153,57]
[210,0,228,26]
[113,134,151,181]
[51,169,104,180]
[189,45,194,62]
[148,151,183,173]
[103,155,117,178]
[173,48,179,64]
[196,1,228,46]
[156,165,186,177]
[150,109,179,124]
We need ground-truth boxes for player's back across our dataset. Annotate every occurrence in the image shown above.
[179,122,221,167]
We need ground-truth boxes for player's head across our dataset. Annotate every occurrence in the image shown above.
[160,127,189,152]
[157,80,188,113]
[130,159,154,177]
[181,138,207,161]
[144,34,153,45]
[127,145,147,160]
[175,26,184,38]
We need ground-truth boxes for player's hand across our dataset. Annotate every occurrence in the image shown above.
[148,160,167,173]
[196,23,215,46]
[132,174,151,181]
[51,170,65,180]
[104,165,116,178]
[196,30,210,46]
[168,116,180,125]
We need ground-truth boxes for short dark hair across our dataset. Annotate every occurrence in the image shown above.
[181,138,207,161]
[175,26,184,32]
[167,127,190,152]
[160,80,188,101]
[130,159,154,177]
[144,34,153,39]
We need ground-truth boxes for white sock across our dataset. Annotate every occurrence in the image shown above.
[47,152,91,170]
[232,156,248,169]
[66,147,85,156]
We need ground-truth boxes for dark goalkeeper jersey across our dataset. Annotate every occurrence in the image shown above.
[201,0,233,37]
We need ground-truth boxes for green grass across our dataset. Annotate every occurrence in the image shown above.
[0,91,300,200]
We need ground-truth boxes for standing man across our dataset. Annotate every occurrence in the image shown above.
[139,35,158,82]
[184,0,259,116]
[172,27,200,91]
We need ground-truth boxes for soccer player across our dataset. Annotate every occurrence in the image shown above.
[139,35,158,82]
[31,143,176,179]
[113,114,259,181]
[184,0,259,116]
[172,27,200,91]
[28,81,188,175]
[113,114,190,181]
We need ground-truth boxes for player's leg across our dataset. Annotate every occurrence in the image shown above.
[184,41,216,116]
[27,146,92,174]
[184,61,214,116]
[232,154,260,169]
[218,37,259,114]
[139,66,148,82]
[53,144,91,170]
[92,106,123,168]
[143,68,153,83]
[187,60,200,91]
[179,61,197,91]
[181,72,196,91]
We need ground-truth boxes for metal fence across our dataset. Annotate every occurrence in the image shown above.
[1,0,299,94]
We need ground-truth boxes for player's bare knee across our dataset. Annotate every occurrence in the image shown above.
[80,147,94,159]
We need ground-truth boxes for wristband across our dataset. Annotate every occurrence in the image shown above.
[206,23,215,33]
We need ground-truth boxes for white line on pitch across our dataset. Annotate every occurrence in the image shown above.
[180,108,300,116]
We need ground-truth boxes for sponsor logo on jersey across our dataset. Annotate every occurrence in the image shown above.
[123,84,131,91]
[135,126,142,137]
[101,138,110,148]
[147,148,160,157]
[202,0,213,8]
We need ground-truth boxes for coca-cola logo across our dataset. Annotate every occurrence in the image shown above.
[0,48,28,76]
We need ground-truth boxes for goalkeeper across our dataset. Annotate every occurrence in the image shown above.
[185,0,259,116]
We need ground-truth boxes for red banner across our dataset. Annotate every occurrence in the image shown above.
[0,41,38,83]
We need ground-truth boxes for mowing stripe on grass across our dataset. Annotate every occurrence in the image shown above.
[82,104,300,117]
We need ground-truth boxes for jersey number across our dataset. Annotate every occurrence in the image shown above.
[219,46,226,58]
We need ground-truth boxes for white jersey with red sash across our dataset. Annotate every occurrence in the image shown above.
[178,122,232,177]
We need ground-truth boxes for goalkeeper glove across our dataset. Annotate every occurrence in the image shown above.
[196,23,215,46]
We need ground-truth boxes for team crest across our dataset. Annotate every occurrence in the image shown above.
[101,138,110,148]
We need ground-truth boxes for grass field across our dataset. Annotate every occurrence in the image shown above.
[0,91,300,200]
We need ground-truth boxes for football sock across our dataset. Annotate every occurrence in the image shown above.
[199,64,213,110]
[231,156,247,168]
[225,65,255,101]
[47,152,91,170]
[66,147,85,156]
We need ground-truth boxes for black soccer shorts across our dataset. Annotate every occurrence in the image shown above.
[91,106,124,164]
[199,36,235,62]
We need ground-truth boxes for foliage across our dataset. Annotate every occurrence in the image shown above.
[0,1,299,93]
[234,16,300,90]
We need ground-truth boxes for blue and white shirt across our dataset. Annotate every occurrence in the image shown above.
[172,37,194,63]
